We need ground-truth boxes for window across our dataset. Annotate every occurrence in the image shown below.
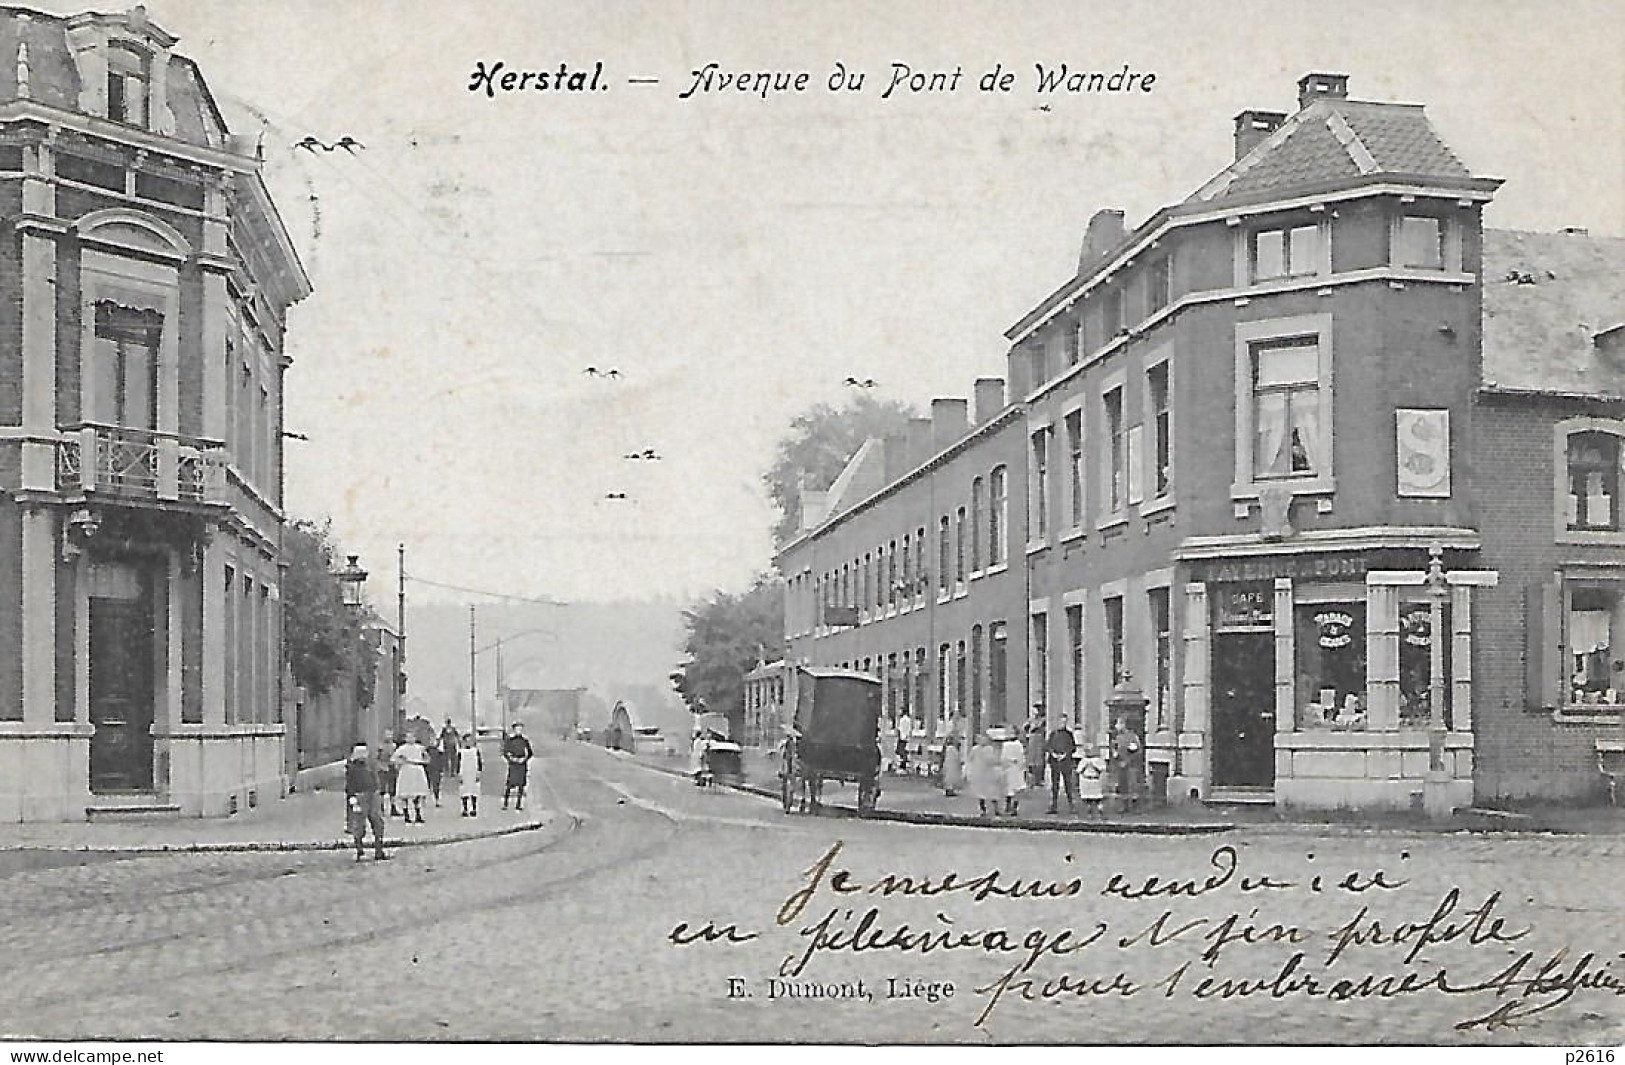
[106,44,150,127]
[900,653,912,718]
[938,517,951,596]
[92,304,161,430]
[914,647,928,719]
[887,540,898,608]
[861,553,871,614]
[915,529,926,595]
[1252,224,1321,281]
[1148,362,1172,498]
[954,506,967,586]
[1066,603,1084,724]
[1399,599,1454,727]
[1252,339,1321,478]
[1104,386,1126,512]
[222,565,236,725]
[1395,215,1445,269]
[1150,588,1171,731]
[1126,425,1145,505]
[1565,583,1622,711]
[900,538,911,601]
[970,625,985,728]
[887,653,899,718]
[1103,289,1124,338]
[989,466,1008,565]
[1105,596,1125,685]
[1566,431,1620,531]
[1147,256,1172,314]
[938,643,952,727]
[1065,410,1085,528]
[1030,611,1048,717]
[970,477,984,571]
[1030,427,1050,538]
[1029,342,1048,388]
[1295,602,1367,728]
[955,641,968,719]
[1065,321,1082,366]
[989,623,1008,725]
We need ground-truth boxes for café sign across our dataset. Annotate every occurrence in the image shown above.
[1192,553,1368,583]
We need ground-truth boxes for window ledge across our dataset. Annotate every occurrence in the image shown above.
[1230,477,1336,501]
[1026,539,1051,555]
[984,562,1010,578]
[1557,529,1625,547]
[1059,526,1087,545]
[1554,707,1623,726]
[1096,514,1130,533]
[968,568,985,581]
[1140,496,1176,518]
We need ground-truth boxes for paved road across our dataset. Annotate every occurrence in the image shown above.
[1,742,1622,1045]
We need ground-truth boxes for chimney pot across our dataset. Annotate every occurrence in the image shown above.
[1233,109,1287,161]
[1297,72,1349,111]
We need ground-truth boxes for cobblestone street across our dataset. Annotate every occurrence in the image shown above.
[2,741,1622,1045]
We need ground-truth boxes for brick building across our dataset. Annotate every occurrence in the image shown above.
[779,73,1624,810]
[0,6,310,819]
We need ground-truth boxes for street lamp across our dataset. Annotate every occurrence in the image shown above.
[1422,544,1452,818]
[337,554,368,608]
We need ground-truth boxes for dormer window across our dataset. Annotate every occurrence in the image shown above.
[1567,430,1620,531]
[107,44,149,127]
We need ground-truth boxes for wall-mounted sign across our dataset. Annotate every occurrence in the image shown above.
[1400,605,1433,647]
[1316,611,1355,648]
[1192,553,1368,583]
[1214,585,1273,629]
[1396,409,1451,498]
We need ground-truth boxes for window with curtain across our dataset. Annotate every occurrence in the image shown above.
[1252,339,1321,478]
[1566,584,1622,710]
[1566,431,1620,531]
[92,304,161,429]
[1149,362,1172,498]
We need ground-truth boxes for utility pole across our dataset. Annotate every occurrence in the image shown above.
[468,604,477,738]
[496,639,506,735]
[396,542,407,739]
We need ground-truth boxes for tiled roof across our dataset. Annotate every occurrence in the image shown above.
[1191,99,1472,205]
[1481,229,1625,399]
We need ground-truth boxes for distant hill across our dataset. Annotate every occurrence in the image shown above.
[402,599,691,733]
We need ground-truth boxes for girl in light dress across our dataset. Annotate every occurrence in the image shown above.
[458,734,483,817]
[390,735,430,823]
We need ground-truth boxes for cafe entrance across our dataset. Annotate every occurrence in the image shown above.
[1209,583,1276,788]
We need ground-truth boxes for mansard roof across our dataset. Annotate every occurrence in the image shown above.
[1481,228,1625,401]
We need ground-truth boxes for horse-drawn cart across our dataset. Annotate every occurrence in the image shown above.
[780,666,882,815]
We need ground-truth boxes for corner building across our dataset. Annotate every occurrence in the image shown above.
[782,73,1625,810]
[0,6,310,819]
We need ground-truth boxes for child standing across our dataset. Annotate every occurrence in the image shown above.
[458,733,483,817]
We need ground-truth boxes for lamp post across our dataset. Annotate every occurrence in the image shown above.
[1422,545,1454,818]
[335,554,369,748]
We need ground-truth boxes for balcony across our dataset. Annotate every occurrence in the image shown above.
[54,424,225,505]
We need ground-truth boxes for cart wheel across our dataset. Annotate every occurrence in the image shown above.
[857,780,877,814]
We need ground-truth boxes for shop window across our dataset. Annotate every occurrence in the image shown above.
[1252,224,1320,281]
[91,303,161,430]
[1294,603,1367,727]
[1252,339,1321,479]
[1566,431,1620,531]
[1398,600,1453,727]
[1150,588,1171,731]
[1065,409,1085,528]
[1566,584,1622,711]
[989,466,1008,565]
[1105,596,1125,685]
[1394,215,1445,269]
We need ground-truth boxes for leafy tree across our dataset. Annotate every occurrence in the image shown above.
[671,575,784,737]
[764,394,914,546]
[282,518,375,706]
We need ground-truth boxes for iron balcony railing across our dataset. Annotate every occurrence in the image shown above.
[54,423,225,504]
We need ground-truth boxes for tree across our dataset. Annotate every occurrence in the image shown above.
[282,518,374,705]
[763,394,914,546]
[671,575,784,738]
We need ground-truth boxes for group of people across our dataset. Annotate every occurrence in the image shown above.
[341,720,537,862]
[929,712,1111,818]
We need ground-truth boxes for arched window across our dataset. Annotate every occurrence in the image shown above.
[989,465,1009,565]
[1566,430,1621,531]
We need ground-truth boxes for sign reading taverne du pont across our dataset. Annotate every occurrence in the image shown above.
[1189,553,1370,584]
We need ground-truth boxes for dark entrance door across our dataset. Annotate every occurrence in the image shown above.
[1210,630,1276,788]
[89,573,156,793]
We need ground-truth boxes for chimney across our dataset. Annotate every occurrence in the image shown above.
[906,416,934,468]
[931,398,969,451]
[973,377,1005,425]
[882,431,911,482]
[798,472,829,532]
[1233,109,1287,161]
[1006,348,1031,402]
[1297,72,1349,111]
[1078,208,1126,270]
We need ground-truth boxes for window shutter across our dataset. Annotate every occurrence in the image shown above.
[1524,579,1561,710]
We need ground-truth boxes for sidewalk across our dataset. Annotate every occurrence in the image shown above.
[622,743,1625,835]
[0,780,556,854]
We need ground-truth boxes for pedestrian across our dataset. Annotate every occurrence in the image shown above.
[999,725,1027,816]
[940,712,965,797]
[879,717,898,775]
[425,740,445,806]
[1111,717,1144,808]
[1024,708,1046,789]
[1078,752,1107,816]
[390,733,430,824]
[457,733,482,817]
[1045,716,1079,815]
[503,721,534,810]
[967,730,1003,817]
[380,736,401,817]
[439,718,462,779]
[895,710,913,773]
[345,745,389,861]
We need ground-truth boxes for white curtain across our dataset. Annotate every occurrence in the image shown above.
[1569,609,1611,655]
[1292,392,1322,473]
[1256,392,1289,476]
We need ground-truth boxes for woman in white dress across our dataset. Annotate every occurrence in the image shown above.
[967,730,1004,817]
[391,736,430,823]
[999,727,1027,816]
[457,734,482,817]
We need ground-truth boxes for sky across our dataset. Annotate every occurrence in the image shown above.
[33,0,1624,606]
